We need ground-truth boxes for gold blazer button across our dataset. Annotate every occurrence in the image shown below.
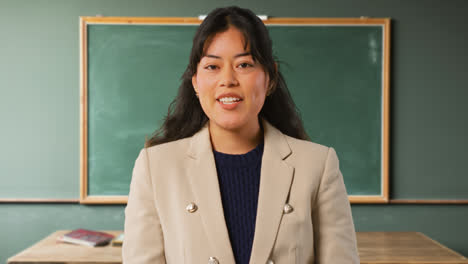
[186,202,198,213]
[283,203,294,214]
[267,259,275,264]
[208,256,219,264]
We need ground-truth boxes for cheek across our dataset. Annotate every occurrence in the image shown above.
[196,72,216,93]
[195,74,217,113]
[251,74,268,108]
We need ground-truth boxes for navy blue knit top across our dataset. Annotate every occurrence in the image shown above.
[213,142,264,264]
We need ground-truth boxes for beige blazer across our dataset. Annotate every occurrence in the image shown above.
[123,120,359,264]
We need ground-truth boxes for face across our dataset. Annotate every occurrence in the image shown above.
[192,26,269,134]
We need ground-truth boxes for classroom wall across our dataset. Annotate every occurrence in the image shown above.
[1,0,467,262]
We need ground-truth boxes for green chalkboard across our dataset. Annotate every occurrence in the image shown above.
[80,18,390,204]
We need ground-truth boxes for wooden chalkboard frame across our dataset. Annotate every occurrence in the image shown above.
[79,16,391,204]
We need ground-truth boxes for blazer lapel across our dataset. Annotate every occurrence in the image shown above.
[186,120,294,264]
[186,124,236,263]
[249,120,294,264]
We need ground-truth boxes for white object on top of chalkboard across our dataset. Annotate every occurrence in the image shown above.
[198,15,268,21]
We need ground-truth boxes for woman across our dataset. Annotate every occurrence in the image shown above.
[123,6,359,264]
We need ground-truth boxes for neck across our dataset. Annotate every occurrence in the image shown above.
[209,119,263,154]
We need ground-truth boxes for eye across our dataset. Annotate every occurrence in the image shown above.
[204,65,218,70]
[238,62,253,69]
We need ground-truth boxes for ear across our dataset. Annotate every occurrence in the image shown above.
[266,62,278,96]
[192,74,198,94]
[265,73,271,95]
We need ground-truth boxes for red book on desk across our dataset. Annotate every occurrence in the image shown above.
[57,229,115,247]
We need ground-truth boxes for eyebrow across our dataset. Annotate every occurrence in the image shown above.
[204,52,251,59]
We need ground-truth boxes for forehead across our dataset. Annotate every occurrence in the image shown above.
[202,27,250,56]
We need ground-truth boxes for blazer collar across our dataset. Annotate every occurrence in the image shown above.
[186,119,294,264]
[187,119,292,160]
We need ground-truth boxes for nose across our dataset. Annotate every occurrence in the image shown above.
[219,66,239,87]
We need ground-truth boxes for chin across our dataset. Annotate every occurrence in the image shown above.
[211,117,247,132]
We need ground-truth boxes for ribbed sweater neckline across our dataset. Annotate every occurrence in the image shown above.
[213,142,264,168]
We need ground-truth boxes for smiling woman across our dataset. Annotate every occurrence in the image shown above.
[123,6,360,264]
[143,6,308,149]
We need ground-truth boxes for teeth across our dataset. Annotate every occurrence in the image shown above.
[219,97,241,104]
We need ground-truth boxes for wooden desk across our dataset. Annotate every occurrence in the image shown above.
[8,231,468,263]
[8,230,122,264]
[358,232,468,264]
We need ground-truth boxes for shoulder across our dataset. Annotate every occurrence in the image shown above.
[284,134,330,156]
[141,136,192,162]
[281,134,337,169]
[262,119,333,164]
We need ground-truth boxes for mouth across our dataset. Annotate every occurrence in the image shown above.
[217,97,243,105]
[216,94,243,110]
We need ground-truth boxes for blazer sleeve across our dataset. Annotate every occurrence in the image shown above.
[123,148,166,264]
[312,147,360,264]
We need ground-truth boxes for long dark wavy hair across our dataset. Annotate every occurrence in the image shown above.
[145,6,308,147]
